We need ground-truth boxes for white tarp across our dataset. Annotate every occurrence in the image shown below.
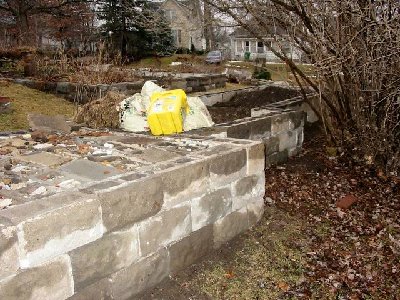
[119,81,214,133]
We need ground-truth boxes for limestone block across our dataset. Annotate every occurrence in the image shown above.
[289,111,305,129]
[213,208,249,248]
[289,146,302,157]
[247,198,265,227]
[266,149,289,167]
[98,177,164,232]
[278,131,298,152]
[301,102,319,123]
[192,188,232,231]
[0,217,19,280]
[227,123,251,139]
[56,82,70,94]
[139,204,191,256]
[0,255,74,300]
[209,149,247,187]
[68,278,113,300]
[161,161,209,208]
[168,225,213,273]
[0,196,103,268]
[271,114,291,134]
[70,227,140,290]
[232,175,265,211]
[250,118,272,139]
[246,143,265,175]
[110,249,170,300]
[264,136,279,156]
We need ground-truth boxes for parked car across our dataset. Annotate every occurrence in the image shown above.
[205,50,223,64]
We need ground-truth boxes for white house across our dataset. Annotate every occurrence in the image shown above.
[230,27,303,62]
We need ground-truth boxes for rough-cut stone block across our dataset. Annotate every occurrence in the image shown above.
[209,149,247,187]
[56,82,70,94]
[247,143,265,175]
[28,114,71,133]
[235,175,261,197]
[18,152,66,167]
[61,159,123,181]
[250,118,272,139]
[264,136,279,156]
[161,161,209,208]
[266,149,289,166]
[192,188,232,231]
[279,131,298,152]
[213,208,249,248]
[5,197,103,268]
[139,204,191,256]
[232,174,265,211]
[209,149,246,175]
[301,102,319,123]
[289,111,305,129]
[0,255,73,300]
[68,278,112,300]
[289,146,301,157]
[247,198,265,227]
[271,114,291,134]
[226,123,251,139]
[168,225,213,273]
[70,227,140,291]
[111,249,170,300]
[99,177,164,232]
[0,217,19,280]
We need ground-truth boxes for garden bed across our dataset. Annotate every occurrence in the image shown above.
[207,85,300,124]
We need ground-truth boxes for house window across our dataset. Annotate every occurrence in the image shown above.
[171,29,182,46]
[164,10,176,21]
[257,41,264,53]
[245,41,250,52]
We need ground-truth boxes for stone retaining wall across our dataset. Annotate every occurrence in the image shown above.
[252,94,319,124]
[168,74,226,93]
[10,73,227,103]
[189,108,306,167]
[12,79,144,104]
[0,133,264,300]
[199,82,293,106]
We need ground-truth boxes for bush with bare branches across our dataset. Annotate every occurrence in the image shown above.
[207,0,400,174]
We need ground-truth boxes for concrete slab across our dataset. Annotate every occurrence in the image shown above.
[60,159,123,181]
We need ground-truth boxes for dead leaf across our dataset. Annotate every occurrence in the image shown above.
[277,281,289,291]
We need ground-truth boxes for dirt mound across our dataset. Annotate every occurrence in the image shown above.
[75,92,125,128]
[208,85,300,124]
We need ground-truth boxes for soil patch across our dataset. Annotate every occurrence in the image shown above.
[208,85,300,124]
[137,124,400,300]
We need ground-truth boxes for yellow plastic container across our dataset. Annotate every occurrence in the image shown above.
[147,89,189,136]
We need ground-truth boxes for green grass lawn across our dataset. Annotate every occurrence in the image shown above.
[0,82,75,131]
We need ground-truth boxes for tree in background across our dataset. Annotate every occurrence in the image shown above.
[0,0,90,46]
[205,0,400,174]
[97,0,174,61]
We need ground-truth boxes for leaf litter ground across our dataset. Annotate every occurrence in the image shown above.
[138,124,400,300]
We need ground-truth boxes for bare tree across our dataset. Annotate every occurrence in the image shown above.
[0,0,88,45]
[206,0,400,174]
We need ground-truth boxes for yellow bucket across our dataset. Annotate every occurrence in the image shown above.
[147,89,189,136]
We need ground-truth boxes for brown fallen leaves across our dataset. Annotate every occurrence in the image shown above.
[265,127,400,299]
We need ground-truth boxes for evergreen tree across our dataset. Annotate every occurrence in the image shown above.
[97,0,174,61]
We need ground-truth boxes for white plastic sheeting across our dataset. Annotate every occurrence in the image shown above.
[119,81,214,133]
